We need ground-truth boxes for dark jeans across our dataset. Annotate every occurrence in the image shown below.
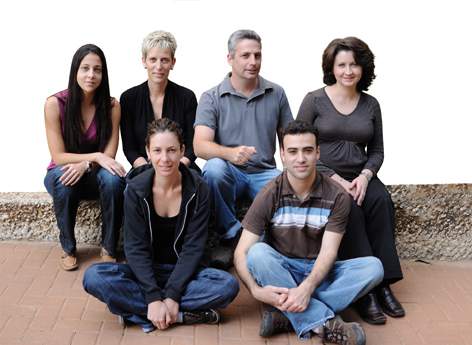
[338,177,403,283]
[44,166,125,256]
[83,263,239,332]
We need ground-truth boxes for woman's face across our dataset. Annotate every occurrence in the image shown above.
[332,50,362,89]
[146,131,184,177]
[142,47,175,85]
[76,53,103,94]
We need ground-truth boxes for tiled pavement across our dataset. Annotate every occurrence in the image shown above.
[1,241,472,345]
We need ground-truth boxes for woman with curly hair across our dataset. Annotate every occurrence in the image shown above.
[297,37,404,325]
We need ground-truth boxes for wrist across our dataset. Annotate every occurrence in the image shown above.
[360,170,372,182]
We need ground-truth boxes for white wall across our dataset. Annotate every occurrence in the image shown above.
[1,0,470,192]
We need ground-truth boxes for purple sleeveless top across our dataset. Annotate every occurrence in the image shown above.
[47,90,98,170]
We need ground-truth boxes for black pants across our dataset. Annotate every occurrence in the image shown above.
[338,178,403,284]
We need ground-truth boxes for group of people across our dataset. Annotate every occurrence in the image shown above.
[44,29,405,345]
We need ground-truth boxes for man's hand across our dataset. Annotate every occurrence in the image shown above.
[163,298,179,326]
[147,301,170,330]
[252,285,289,309]
[229,146,256,166]
[279,283,313,313]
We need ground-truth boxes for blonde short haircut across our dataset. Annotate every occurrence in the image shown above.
[142,31,177,59]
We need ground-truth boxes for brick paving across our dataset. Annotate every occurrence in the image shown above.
[1,241,472,345]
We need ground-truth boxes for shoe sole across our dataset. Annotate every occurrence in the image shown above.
[360,315,386,325]
[60,260,78,271]
[381,307,405,318]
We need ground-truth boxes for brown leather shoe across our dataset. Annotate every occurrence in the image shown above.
[60,252,78,271]
[101,248,116,263]
[355,292,386,325]
[377,286,405,317]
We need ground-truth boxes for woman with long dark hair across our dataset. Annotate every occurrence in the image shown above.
[44,44,126,271]
[297,37,404,325]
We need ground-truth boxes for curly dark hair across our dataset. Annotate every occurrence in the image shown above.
[145,118,184,148]
[322,37,376,91]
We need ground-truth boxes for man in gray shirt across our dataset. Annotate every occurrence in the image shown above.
[194,29,293,268]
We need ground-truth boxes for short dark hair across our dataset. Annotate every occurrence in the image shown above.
[322,37,376,91]
[281,120,318,148]
[145,118,184,147]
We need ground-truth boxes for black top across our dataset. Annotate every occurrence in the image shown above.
[297,88,384,180]
[148,197,179,265]
[120,80,198,166]
[123,163,209,304]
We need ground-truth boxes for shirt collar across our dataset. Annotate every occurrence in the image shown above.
[281,170,324,199]
[219,73,273,99]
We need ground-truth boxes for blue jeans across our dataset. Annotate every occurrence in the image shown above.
[247,243,384,339]
[202,158,280,240]
[44,166,125,256]
[83,263,239,332]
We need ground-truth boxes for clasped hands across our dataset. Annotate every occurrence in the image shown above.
[338,174,369,206]
[147,298,180,330]
[252,283,313,313]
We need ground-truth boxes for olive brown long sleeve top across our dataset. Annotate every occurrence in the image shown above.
[297,88,384,181]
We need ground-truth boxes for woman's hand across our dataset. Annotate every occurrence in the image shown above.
[59,162,88,186]
[330,174,356,198]
[350,174,369,206]
[163,298,179,326]
[147,301,170,330]
[95,153,126,177]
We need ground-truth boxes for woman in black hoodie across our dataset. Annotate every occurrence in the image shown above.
[83,119,239,332]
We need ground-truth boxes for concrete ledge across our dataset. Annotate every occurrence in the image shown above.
[1,184,471,260]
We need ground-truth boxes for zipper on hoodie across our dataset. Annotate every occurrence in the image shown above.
[173,192,196,258]
[143,198,153,243]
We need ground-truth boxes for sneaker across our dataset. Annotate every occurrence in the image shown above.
[259,306,293,337]
[323,315,366,345]
[60,251,78,271]
[182,309,220,325]
[101,248,116,263]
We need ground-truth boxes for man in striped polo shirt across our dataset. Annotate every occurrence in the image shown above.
[234,121,384,345]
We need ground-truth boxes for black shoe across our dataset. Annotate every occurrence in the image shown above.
[324,315,366,345]
[182,309,220,325]
[354,293,387,325]
[377,286,405,317]
[209,245,234,270]
[209,232,241,270]
[259,306,293,337]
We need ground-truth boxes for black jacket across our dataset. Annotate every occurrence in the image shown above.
[123,164,209,304]
[120,80,198,166]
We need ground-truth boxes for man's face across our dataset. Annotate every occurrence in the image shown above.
[227,39,261,82]
[281,133,319,181]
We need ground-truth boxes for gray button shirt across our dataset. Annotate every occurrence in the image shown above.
[195,74,293,172]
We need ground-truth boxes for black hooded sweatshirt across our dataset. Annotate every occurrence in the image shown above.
[123,164,209,304]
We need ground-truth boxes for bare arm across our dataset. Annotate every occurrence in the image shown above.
[193,125,256,165]
[234,230,288,308]
[44,97,125,176]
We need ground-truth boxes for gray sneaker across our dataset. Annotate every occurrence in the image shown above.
[182,309,220,325]
[323,315,366,345]
[259,306,293,337]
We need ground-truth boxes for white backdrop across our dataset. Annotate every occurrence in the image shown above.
[0,0,470,192]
